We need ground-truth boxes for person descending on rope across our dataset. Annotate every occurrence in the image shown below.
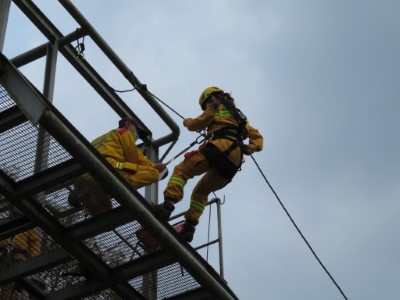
[68,117,166,216]
[156,87,263,242]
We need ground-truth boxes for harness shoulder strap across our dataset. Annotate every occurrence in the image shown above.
[218,98,248,139]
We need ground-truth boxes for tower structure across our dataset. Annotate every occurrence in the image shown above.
[0,1,237,299]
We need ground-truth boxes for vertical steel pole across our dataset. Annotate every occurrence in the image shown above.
[144,144,159,205]
[143,144,159,300]
[0,0,11,52]
[217,197,225,278]
[34,42,58,174]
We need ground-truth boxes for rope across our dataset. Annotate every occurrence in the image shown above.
[163,134,206,166]
[112,87,136,93]
[112,86,206,137]
[250,154,349,300]
[147,90,185,120]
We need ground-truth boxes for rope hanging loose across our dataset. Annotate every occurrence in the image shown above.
[112,87,136,93]
[249,154,349,300]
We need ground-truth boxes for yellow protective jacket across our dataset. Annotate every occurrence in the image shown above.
[184,101,263,157]
[91,128,157,174]
[0,229,41,261]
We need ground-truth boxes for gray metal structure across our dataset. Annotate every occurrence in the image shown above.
[0,0,236,299]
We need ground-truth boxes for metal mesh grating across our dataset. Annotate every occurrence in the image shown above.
[36,178,121,228]
[129,262,201,299]
[0,85,14,113]
[0,121,73,182]
[0,224,74,294]
[0,198,11,225]
[156,263,201,299]
[0,202,23,224]
[35,259,84,294]
[83,220,144,268]
[39,182,88,227]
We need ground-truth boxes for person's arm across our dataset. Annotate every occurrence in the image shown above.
[120,130,161,173]
[183,103,215,131]
[243,124,263,155]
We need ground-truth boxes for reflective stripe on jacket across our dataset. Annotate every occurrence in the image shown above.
[91,128,156,173]
[184,102,263,155]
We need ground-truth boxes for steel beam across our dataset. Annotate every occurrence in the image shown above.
[63,206,134,242]
[16,278,47,299]
[0,215,34,240]
[0,248,72,285]
[0,169,15,197]
[0,0,11,52]
[46,280,110,300]
[12,0,152,142]
[59,0,180,147]
[0,54,48,125]
[166,288,213,300]
[47,250,175,300]
[14,159,83,199]
[113,249,175,281]
[0,105,27,133]
[11,28,86,68]
[5,193,142,299]
[46,278,146,300]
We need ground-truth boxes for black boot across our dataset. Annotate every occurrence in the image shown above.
[155,200,175,221]
[179,221,196,243]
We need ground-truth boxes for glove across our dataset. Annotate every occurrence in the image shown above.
[184,150,200,160]
[242,145,255,156]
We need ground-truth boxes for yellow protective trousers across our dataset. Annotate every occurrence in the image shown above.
[163,139,242,225]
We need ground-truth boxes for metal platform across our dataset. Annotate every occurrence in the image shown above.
[0,0,238,299]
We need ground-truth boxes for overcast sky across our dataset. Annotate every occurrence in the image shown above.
[3,0,400,299]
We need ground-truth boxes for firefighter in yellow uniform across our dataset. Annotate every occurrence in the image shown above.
[157,87,263,242]
[0,228,41,300]
[69,118,166,216]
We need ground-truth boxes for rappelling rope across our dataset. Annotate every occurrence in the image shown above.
[113,85,207,163]
[250,154,349,300]
[110,83,185,119]
[163,134,206,166]
[147,90,186,120]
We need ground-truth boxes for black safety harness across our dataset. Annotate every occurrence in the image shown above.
[201,97,248,180]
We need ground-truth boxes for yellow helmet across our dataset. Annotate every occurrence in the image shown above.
[199,87,223,110]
